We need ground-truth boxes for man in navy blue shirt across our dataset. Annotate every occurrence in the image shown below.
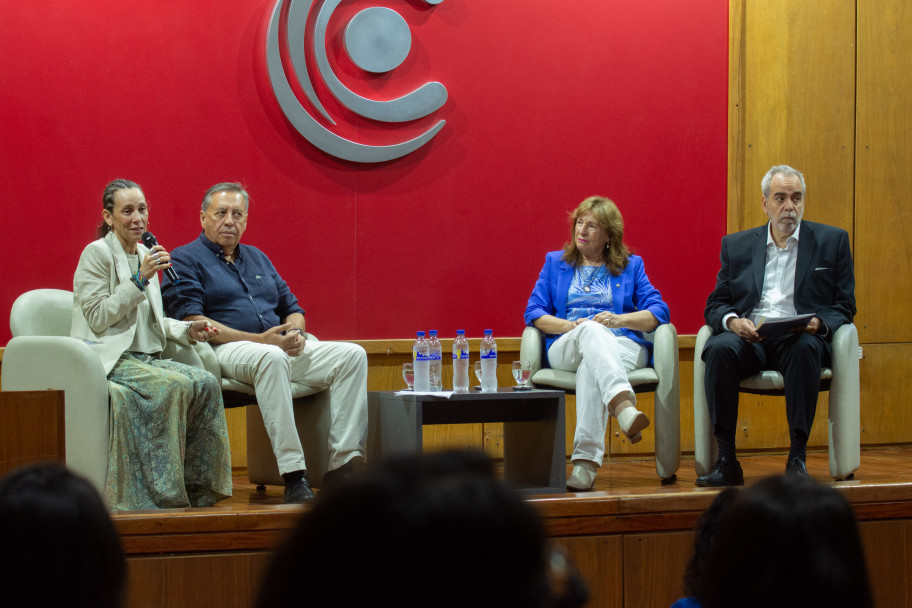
[162,183,367,503]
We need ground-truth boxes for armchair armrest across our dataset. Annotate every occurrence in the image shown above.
[192,342,222,382]
[692,325,715,476]
[161,340,204,369]
[1,336,110,491]
[829,323,860,479]
[520,326,544,376]
[651,323,681,481]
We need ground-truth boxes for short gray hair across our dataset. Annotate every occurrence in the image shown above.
[202,182,249,212]
[761,165,806,198]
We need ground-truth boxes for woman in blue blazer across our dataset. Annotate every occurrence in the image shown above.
[524,196,670,491]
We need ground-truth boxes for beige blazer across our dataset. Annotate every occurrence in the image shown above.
[71,232,192,375]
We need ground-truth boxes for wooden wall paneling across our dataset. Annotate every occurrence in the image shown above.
[728,0,748,234]
[623,532,694,608]
[858,520,912,608]
[608,351,696,460]
[855,0,912,343]
[678,353,696,455]
[721,392,832,453]
[0,390,65,477]
[125,552,270,608]
[224,406,247,470]
[552,536,624,608]
[859,344,912,445]
[170,339,912,473]
[732,0,855,234]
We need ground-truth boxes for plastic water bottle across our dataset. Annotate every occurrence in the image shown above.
[428,330,443,391]
[413,331,431,392]
[452,329,470,392]
[480,329,498,392]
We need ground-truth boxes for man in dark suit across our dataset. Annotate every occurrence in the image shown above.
[697,165,856,486]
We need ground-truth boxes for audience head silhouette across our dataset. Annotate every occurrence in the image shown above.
[256,450,586,608]
[699,474,872,608]
[0,463,126,608]
[682,487,739,599]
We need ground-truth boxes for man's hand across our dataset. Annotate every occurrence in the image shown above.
[188,319,219,343]
[728,317,762,343]
[261,323,306,356]
[790,317,822,335]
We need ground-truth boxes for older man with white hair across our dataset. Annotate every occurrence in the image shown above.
[697,165,856,486]
[163,182,368,503]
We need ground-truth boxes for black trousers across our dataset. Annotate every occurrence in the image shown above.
[702,330,831,452]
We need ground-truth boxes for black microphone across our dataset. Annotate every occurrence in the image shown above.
[141,231,180,285]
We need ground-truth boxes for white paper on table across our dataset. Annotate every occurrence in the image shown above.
[394,390,455,397]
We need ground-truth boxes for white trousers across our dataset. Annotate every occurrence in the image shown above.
[548,320,647,465]
[213,339,368,475]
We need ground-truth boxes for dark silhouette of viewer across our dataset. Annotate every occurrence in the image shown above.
[0,463,126,608]
[255,450,587,608]
[698,474,873,608]
[670,488,739,608]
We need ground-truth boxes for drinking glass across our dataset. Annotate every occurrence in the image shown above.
[402,363,414,390]
[474,360,483,386]
[512,360,532,388]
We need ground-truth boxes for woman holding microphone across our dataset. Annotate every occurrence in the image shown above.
[71,179,232,510]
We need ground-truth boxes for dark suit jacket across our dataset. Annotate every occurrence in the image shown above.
[704,220,856,341]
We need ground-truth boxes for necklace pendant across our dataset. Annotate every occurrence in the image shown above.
[583,285,591,293]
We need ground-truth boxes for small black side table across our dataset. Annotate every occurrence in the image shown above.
[367,388,566,494]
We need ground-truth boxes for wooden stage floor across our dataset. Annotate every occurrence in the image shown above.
[113,445,912,552]
[112,446,912,608]
[217,444,912,508]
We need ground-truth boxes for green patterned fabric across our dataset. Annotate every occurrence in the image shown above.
[104,352,232,511]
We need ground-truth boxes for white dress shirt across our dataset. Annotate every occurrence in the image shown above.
[724,222,801,331]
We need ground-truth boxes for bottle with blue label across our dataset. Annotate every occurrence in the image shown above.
[480,329,498,392]
[413,331,431,392]
[428,329,443,391]
[452,329,470,392]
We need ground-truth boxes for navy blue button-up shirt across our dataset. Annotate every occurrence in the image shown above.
[162,233,304,334]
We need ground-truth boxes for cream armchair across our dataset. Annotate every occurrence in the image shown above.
[692,323,861,480]
[519,323,681,482]
[3,289,334,492]
[2,289,201,493]
[190,338,333,488]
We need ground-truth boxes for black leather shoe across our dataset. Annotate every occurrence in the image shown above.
[320,456,364,493]
[284,472,315,503]
[695,456,744,487]
[785,457,808,476]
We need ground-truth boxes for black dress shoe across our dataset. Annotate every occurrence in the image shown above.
[785,457,808,476]
[320,456,365,492]
[284,472,315,503]
[695,456,744,487]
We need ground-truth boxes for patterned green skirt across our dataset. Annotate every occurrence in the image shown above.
[104,352,232,511]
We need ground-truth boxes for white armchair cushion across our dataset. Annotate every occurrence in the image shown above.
[693,323,860,480]
[519,323,680,481]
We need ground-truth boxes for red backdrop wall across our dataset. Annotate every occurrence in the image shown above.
[0,0,728,344]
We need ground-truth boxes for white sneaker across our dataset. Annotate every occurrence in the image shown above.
[617,407,650,444]
[567,460,598,491]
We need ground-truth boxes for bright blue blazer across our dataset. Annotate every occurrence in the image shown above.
[524,251,670,367]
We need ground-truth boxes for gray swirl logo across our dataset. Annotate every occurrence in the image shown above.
[265,0,448,163]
